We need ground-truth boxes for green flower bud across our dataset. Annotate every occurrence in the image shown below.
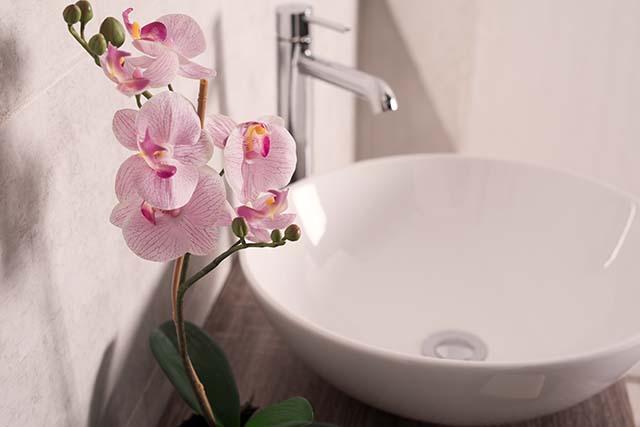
[284,224,301,241]
[63,4,82,25]
[88,33,107,56]
[99,17,125,48]
[75,0,93,24]
[231,217,248,239]
[270,229,282,242]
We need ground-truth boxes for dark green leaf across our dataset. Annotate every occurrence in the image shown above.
[149,328,201,414]
[150,321,241,427]
[245,397,313,427]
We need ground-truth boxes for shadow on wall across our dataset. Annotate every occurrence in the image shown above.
[0,28,81,425]
[87,265,173,427]
[212,15,229,116]
[355,0,453,160]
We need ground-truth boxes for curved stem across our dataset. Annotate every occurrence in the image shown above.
[180,239,285,295]
[172,261,217,426]
[67,24,100,66]
[172,239,286,425]
[172,79,217,427]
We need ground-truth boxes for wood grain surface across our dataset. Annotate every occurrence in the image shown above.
[157,262,635,427]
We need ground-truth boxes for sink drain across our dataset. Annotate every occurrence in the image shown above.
[422,330,488,361]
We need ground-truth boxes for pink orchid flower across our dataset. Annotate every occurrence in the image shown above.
[111,164,232,262]
[237,189,296,242]
[100,43,178,96]
[112,92,213,210]
[123,9,214,80]
[207,115,296,203]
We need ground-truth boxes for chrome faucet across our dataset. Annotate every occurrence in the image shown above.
[277,4,398,181]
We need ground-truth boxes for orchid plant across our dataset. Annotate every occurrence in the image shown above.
[63,3,333,426]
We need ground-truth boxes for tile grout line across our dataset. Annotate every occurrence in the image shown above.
[0,53,86,130]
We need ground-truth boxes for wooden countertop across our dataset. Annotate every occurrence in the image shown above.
[158,263,635,427]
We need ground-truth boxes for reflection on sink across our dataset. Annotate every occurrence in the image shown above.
[240,154,640,425]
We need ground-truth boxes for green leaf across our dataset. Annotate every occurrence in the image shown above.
[150,321,241,427]
[245,397,314,427]
[149,327,201,414]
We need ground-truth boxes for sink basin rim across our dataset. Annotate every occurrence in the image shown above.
[240,153,640,370]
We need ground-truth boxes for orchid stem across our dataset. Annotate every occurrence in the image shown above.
[168,84,174,92]
[135,94,142,109]
[219,169,224,177]
[67,24,100,66]
[171,79,217,427]
[180,253,191,284]
[180,239,286,295]
[142,90,153,99]
[172,259,216,426]
[171,238,287,426]
[80,21,86,40]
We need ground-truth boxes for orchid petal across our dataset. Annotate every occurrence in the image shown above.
[110,199,137,228]
[136,161,199,210]
[133,39,167,57]
[117,169,232,262]
[113,109,139,150]
[261,213,296,230]
[181,168,233,228]
[173,130,213,166]
[177,58,215,79]
[114,155,144,201]
[100,44,140,90]
[237,205,262,222]
[126,55,155,68]
[122,206,192,262]
[141,21,168,42]
[116,78,150,96]
[142,51,180,87]
[204,114,236,149]
[248,228,271,243]
[224,124,297,203]
[122,8,138,37]
[140,201,157,224]
[157,14,206,58]
[139,128,167,159]
[136,92,201,149]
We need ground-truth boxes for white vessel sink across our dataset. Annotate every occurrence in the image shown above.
[240,154,640,425]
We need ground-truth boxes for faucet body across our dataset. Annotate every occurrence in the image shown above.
[277,4,397,181]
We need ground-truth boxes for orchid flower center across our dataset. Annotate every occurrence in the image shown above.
[131,21,142,39]
[140,201,182,225]
[243,123,271,162]
[264,195,278,218]
[138,129,176,179]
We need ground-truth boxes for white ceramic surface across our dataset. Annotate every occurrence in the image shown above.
[240,154,640,425]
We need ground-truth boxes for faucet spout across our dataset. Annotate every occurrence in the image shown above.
[298,55,398,114]
[276,3,398,181]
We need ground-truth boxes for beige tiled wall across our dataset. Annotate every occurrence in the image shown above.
[0,1,356,425]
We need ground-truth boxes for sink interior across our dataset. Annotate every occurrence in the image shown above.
[243,156,640,363]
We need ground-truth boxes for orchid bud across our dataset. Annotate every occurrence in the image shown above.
[75,1,93,24]
[99,17,125,48]
[88,33,107,56]
[284,224,301,241]
[63,4,82,25]
[271,229,282,243]
[232,217,248,239]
